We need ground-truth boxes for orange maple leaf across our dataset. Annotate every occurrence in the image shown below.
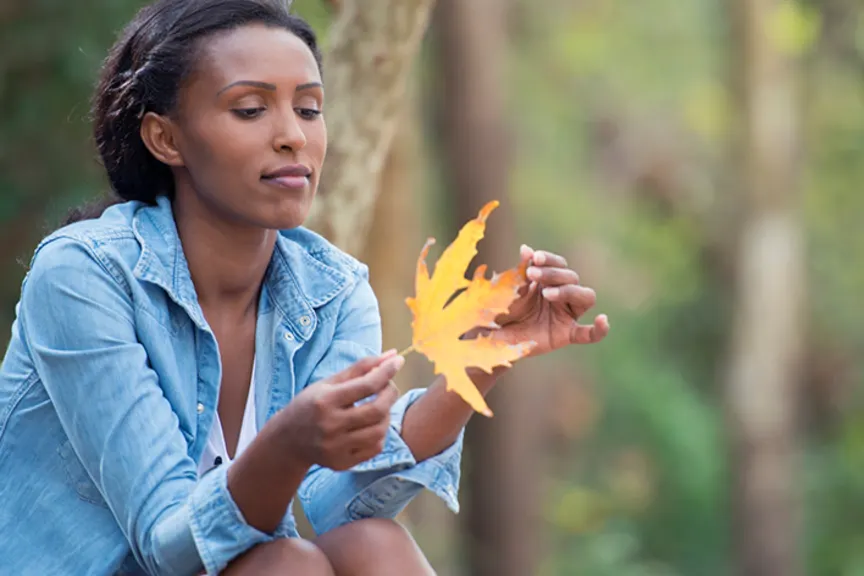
[405,201,535,417]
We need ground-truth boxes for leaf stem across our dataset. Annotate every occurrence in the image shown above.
[398,345,415,357]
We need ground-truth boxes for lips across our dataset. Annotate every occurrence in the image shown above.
[262,164,311,190]
[263,164,312,179]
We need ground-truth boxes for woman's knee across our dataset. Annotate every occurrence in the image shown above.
[315,518,435,575]
[222,538,334,576]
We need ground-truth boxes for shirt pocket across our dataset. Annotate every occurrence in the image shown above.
[57,439,108,508]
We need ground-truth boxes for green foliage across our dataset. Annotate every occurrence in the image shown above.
[0,0,144,339]
[508,0,864,574]
[767,0,821,56]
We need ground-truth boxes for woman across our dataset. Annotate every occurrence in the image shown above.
[0,0,609,574]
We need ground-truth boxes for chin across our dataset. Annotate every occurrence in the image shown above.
[258,201,311,231]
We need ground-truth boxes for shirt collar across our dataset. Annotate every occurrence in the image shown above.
[130,196,349,339]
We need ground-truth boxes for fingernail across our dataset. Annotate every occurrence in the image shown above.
[382,349,397,357]
[527,266,541,280]
[534,251,545,265]
[390,355,406,370]
[542,287,560,299]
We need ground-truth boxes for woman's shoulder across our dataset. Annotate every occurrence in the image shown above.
[27,201,144,289]
[36,200,141,253]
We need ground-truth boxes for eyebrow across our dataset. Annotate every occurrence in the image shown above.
[296,81,323,92]
[217,80,276,95]
[216,80,323,95]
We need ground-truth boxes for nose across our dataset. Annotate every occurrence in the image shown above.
[273,108,307,153]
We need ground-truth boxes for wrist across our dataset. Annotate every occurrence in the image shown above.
[466,365,506,394]
[227,412,311,534]
[266,410,314,472]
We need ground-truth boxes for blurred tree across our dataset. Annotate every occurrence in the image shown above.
[432,1,545,575]
[360,107,422,363]
[0,0,144,341]
[303,0,437,255]
[725,1,806,575]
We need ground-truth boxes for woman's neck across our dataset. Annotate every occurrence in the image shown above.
[172,191,276,318]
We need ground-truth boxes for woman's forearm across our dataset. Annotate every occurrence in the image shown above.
[226,418,309,534]
[229,363,506,528]
[400,367,507,462]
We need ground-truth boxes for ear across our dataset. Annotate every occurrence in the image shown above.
[140,112,185,167]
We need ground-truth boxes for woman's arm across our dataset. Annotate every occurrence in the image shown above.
[400,367,503,462]
[22,238,263,575]
[297,272,466,535]
[228,352,403,534]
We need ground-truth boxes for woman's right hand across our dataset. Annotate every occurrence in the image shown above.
[276,350,405,471]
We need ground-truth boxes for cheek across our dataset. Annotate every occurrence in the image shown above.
[307,120,327,167]
[184,117,261,169]
[213,122,263,165]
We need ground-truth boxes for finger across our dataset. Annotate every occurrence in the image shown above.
[527,266,580,287]
[570,314,610,344]
[520,244,535,263]
[332,357,403,407]
[330,355,404,407]
[518,246,537,296]
[343,379,399,431]
[326,349,398,384]
[542,285,596,311]
[344,422,390,458]
[531,250,567,268]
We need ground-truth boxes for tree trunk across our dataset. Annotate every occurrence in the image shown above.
[304,0,437,255]
[433,1,543,575]
[360,106,421,356]
[725,1,805,575]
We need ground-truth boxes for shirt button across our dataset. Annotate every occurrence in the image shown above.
[197,403,204,415]
[299,315,312,327]
[284,331,295,341]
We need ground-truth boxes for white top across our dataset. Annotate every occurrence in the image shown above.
[197,359,258,478]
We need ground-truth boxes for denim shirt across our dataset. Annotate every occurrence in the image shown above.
[0,197,463,575]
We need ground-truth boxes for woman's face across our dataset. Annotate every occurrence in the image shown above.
[151,24,326,230]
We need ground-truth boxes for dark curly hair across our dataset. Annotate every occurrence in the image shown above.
[65,0,322,224]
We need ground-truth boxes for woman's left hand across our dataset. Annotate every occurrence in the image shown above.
[492,245,609,357]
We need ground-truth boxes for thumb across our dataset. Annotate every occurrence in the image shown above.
[327,349,398,384]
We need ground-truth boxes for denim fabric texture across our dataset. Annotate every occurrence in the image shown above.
[0,197,463,575]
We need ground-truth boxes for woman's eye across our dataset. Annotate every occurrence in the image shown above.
[296,108,322,120]
[232,107,265,120]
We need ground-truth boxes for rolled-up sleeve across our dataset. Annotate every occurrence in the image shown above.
[20,238,271,575]
[297,272,464,536]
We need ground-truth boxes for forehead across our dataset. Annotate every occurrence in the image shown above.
[193,24,321,87]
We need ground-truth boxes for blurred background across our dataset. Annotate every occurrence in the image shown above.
[1,0,863,574]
